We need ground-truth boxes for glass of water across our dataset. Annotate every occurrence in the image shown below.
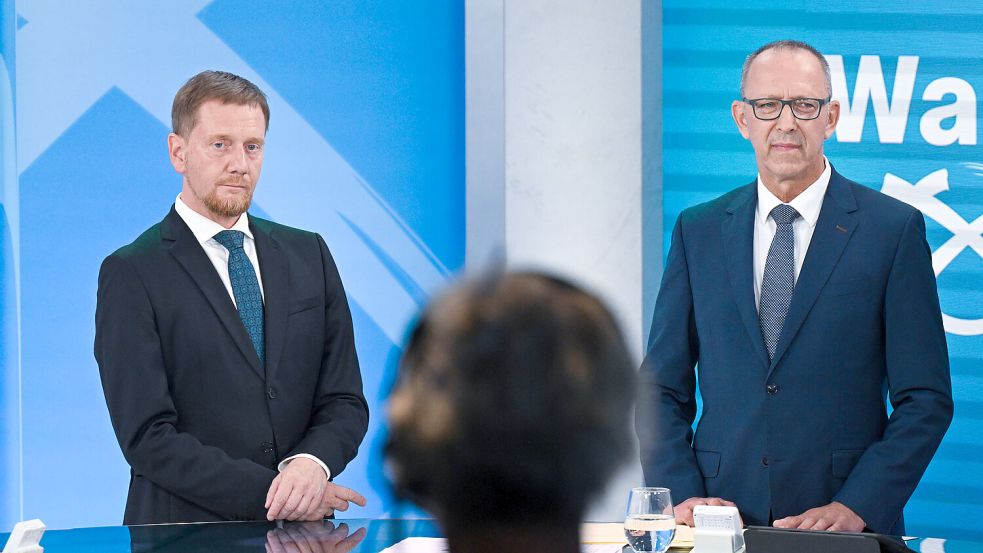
[624,487,675,553]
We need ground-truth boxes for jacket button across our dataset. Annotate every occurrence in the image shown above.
[267,387,278,399]
[761,456,769,467]
[261,441,274,454]
[766,383,778,395]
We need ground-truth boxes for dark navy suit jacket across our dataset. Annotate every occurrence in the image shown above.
[95,207,369,525]
[637,169,952,534]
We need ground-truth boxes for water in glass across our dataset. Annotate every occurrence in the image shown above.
[624,487,675,553]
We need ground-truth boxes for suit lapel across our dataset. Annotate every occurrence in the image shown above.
[252,220,289,383]
[162,207,265,380]
[767,171,858,378]
[722,183,771,370]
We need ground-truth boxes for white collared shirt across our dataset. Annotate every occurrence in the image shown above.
[174,194,265,305]
[753,158,831,308]
[173,194,330,481]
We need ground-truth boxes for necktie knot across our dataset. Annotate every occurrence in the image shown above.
[770,204,800,225]
[214,230,245,251]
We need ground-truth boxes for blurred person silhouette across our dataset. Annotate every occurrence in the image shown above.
[386,271,636,553]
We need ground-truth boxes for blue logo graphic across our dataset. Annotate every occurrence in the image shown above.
[883,166,983,336]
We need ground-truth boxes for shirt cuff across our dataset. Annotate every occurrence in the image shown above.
[278,454,331,480]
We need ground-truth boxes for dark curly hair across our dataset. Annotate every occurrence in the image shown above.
[386,271,636,528]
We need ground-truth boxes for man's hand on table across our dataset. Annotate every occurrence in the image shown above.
[773,501,865,532]
[266,457,328,521]
[674,497,740,527]
[319,482,367,517]
[265,458,368,521]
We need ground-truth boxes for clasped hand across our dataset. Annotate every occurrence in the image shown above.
[265,458,367,521]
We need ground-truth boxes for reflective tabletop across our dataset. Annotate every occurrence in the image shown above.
[0,519,441,553]
[2,519,982,552]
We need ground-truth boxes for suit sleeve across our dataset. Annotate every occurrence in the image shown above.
[281,234,369,477]
[95,253,277,521]
[636,215,708,502]
[833,209,953,533]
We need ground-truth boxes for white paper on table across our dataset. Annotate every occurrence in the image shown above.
[379,537,449,553]
[380,537,623,553]
[582,545,625,552]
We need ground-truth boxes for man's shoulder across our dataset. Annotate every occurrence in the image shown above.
[679,182,755,224]
[105,221,167,263]
[248,215,321,247]
[833,172,919,223]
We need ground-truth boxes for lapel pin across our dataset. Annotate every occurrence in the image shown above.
[835,224,848,233]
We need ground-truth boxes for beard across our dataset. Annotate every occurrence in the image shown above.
[198,179,254,219]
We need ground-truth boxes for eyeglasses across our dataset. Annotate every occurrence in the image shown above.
[742,97,830,121]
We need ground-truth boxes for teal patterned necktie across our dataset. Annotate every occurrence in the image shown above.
[213,230,265,365]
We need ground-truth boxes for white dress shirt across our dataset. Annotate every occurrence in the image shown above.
[174,195,265,305]
[753,159,830,309]
[174,195,330,480]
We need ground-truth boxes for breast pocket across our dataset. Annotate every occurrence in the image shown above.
[822,277,869,297]
[288,295,320,316]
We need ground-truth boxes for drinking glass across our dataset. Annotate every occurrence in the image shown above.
[624,487,675,553]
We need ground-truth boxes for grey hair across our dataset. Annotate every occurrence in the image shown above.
[739,40,832,98]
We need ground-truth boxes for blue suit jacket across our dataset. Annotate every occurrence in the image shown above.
[637,169,953,534]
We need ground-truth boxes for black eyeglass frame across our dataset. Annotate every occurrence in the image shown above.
[741,97,832,121]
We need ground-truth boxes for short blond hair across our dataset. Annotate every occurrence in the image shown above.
[171,70,269,136]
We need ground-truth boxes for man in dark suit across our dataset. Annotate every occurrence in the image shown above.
[95,71,369,525]
[637,40,952,535]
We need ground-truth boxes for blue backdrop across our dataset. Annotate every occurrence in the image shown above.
[0,0,18,531]
[662,0,983,540]
[1,1,462,529]
[4,0,982,540]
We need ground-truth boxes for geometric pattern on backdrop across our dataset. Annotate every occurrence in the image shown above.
[663,0,983,540]
[5,0,463,528]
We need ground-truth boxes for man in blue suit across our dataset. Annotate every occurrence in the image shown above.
[637,40,952,535]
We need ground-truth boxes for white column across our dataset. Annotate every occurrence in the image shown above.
[467,0,644,521]
[465,0,506,267]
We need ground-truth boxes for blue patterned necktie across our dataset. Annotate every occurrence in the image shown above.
[759,204,800,361]
[213,230,265,366]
